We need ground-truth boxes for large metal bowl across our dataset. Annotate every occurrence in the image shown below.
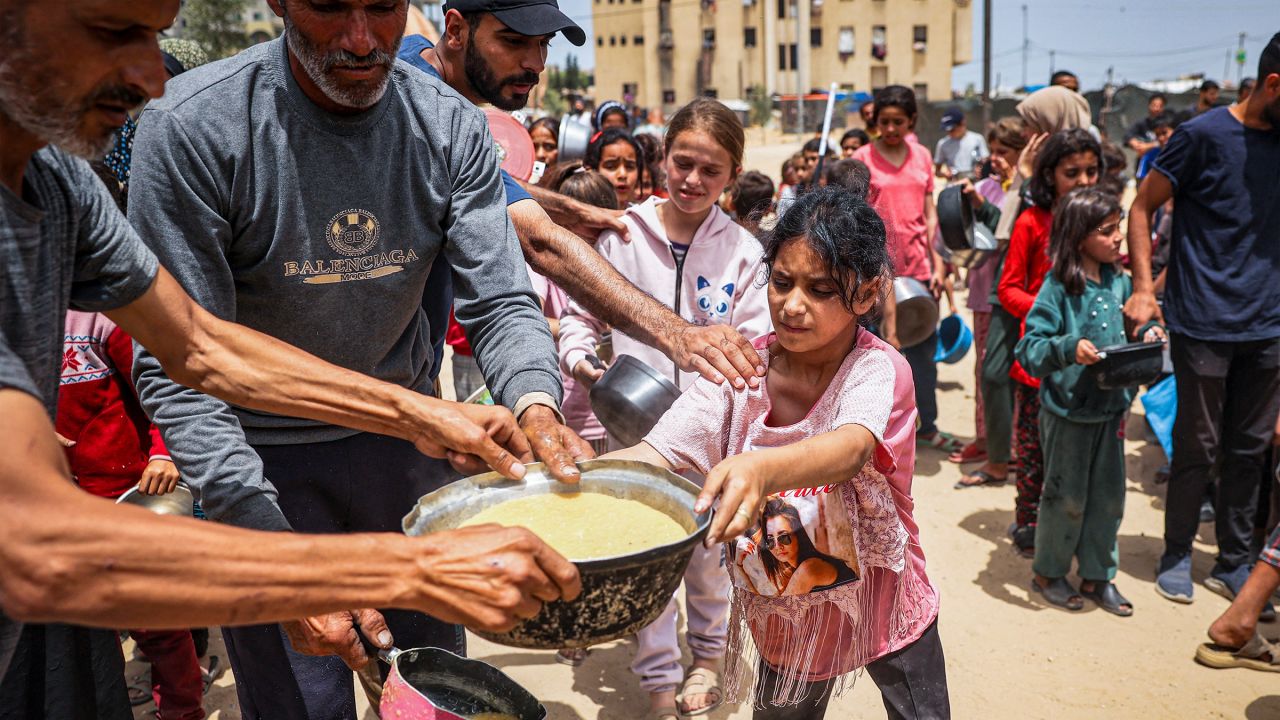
[115,484,194,517]
[402,459,711,649]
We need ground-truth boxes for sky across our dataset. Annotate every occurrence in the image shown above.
[542,0,1280,92]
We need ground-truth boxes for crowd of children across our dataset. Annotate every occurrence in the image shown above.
[58,56,1279,718]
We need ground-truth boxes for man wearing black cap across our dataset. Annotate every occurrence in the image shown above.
[933,107,987,180]
[398,0,765,389]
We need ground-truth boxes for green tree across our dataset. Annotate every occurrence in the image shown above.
[746,85,772,127]
[563,54,581,93]
[181,0,251,59]
[542,88,567,117]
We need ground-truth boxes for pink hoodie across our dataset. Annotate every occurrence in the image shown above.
[559,197,773,390]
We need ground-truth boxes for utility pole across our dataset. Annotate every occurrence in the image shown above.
[1021,4,1028,90]
[798,0,811,137]
[1049,50,1056,76]
[982,0,992,127]
[1237,32,1247,86]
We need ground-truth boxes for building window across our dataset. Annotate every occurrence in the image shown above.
[776,0,787,19]
[778,44,788,71]
[913,83,928,101]
[634,35,645,45]
[913,25,927,52]
[810,28,822,47]
[838,26,854,55]
[790,43,798,70]
[703,88,718,98]
[872,25,887,60]
[597,36,604,46]
[610,36,617,46]
[663,89,677,104]
[744,27,757,48]
[621,35,627,45]
[703,29,715,48]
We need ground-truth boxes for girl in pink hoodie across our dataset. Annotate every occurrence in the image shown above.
[559,98,772,720]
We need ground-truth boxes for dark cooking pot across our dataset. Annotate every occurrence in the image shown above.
[936,184,999,269]
[402,460,711,649]
[1090,341,1166,389]
[588,355,681,447]
[358,636,545,720]
[892,277,940,349]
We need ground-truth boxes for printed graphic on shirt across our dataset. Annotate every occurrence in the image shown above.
[695,276,735,323]
[728,484,860,597]
[281,208,424,285]
[60,335,113,385]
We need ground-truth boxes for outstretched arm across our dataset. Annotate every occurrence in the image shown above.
[0,389,578,632]
[509,200,764,389]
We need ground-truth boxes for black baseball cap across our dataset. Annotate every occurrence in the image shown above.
[444,0,586,46]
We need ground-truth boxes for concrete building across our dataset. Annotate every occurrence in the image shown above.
[592,0,972,116]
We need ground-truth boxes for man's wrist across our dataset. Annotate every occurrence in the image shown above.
[514,393,564,424]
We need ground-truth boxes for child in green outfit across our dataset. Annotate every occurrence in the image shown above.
[1015,188,1165,616]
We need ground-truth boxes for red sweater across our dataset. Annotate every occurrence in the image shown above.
[997,206,1053,388]
[57,312,169,499]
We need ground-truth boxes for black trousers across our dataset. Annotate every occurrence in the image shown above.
[1164,333,1280,570]
[753,619,950,720]
[223,433,464,720]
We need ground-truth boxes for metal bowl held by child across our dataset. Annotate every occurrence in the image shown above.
[935,184,999,269]
[1089,341,1165,390]
[588,355,682,447]
[115,484,194,517]
[892,277,940,349]
[402,460,711,650]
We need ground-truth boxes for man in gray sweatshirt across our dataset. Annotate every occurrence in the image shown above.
[128,2,587,716]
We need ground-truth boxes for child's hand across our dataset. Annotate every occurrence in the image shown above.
[1142,326,1167,343]
[958,178,983,210]
[1075,338,1102,366]
[572,358,606,387]
[696,453,769,545]
[1017,133,1049,180]
[138,459,181,496]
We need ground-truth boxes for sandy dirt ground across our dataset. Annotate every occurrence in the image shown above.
[127,288,1278,720]
[124,140,1275,718]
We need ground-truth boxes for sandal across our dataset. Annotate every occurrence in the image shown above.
[1009,523,1036,558]
[948,441,988,464]
[1081,581,1134,617]
[555,648,589,667]
[1031,577,1083,611]
[954,470,1007,489]
[1195,633,1280,672]
[677,666,723,717]
[917,431,965,454]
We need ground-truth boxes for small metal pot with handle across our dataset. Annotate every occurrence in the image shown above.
[357,629,544,720]
[586,355,681,447]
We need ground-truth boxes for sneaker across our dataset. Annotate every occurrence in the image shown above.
[1199,498,1216,525]
[1206,564,1277,623]
[1155,553,1194,603]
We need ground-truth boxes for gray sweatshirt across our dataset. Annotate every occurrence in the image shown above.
[130,38,560,531]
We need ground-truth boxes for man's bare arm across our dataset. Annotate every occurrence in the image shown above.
[110,268,531,477]
[520,179,628,241]
[1122,171,1173,332]
[0,390,578,631]
[509,200,763,387]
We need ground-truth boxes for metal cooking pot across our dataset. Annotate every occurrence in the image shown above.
[557,116,592,163]
[588,355,681,447]
[362,639,545,720]
[935,184,999,269]
[892,277,940,349]
[402,460,711,649]
[115,484,194,517]
[1090,341,1166,389]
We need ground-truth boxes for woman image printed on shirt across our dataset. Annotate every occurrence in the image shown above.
[757,498,859,595]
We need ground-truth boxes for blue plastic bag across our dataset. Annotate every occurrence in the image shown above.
[1140,375,1177,461]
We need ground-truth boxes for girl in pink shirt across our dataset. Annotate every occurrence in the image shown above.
[607,187,948,718]
[854,85,960,456]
